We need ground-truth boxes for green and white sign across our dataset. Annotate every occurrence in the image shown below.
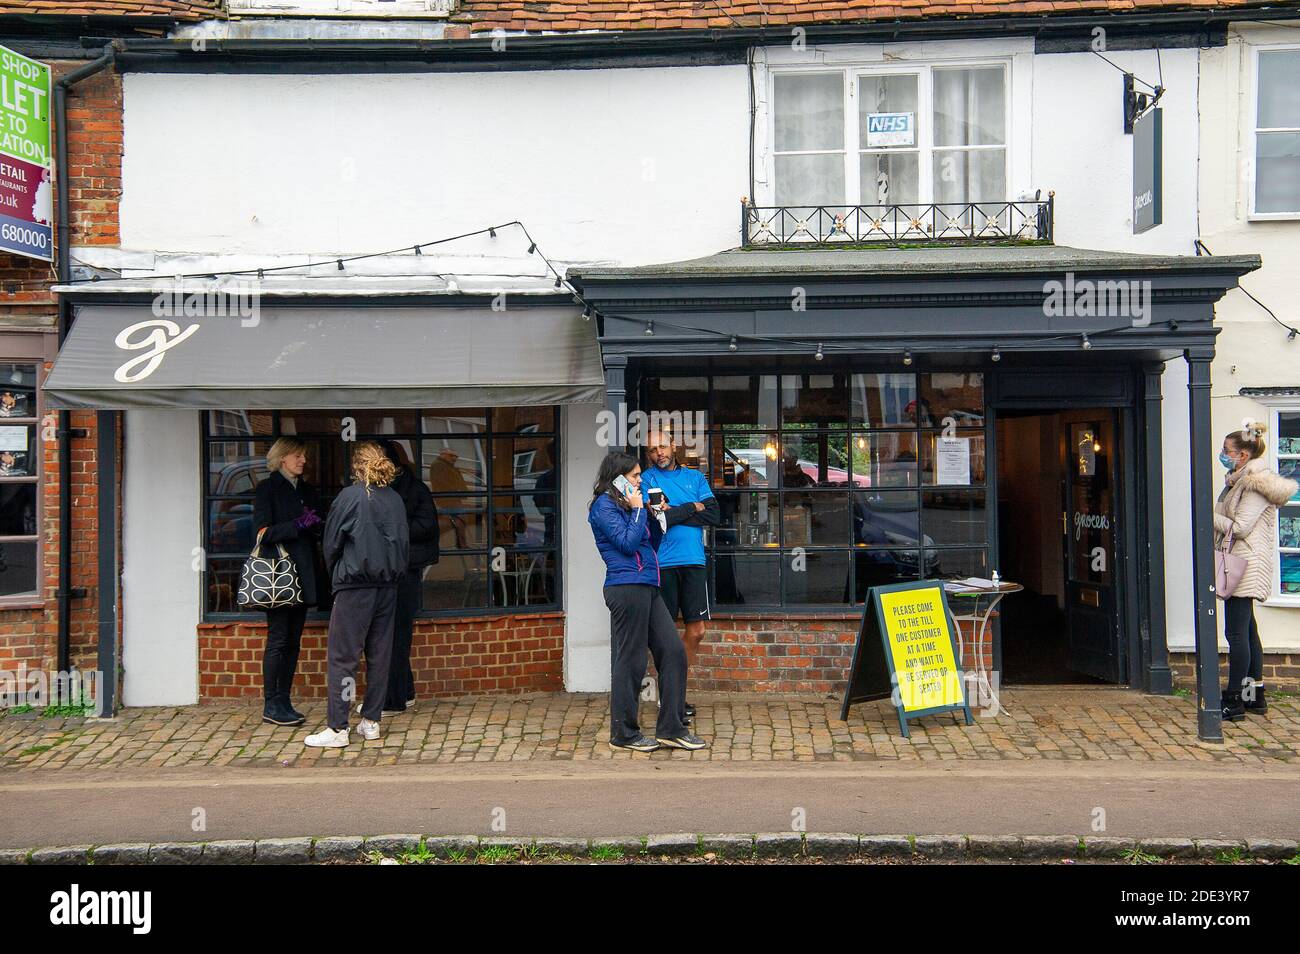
[0,45,53,261]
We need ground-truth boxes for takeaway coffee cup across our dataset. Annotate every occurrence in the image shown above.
[647,488,665,507]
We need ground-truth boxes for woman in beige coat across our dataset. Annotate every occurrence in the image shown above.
[1214,419,1299,721]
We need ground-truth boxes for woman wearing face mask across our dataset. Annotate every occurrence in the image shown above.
[1214,419,1298,721]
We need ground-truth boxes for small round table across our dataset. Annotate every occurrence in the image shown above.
[944,581,1022,716]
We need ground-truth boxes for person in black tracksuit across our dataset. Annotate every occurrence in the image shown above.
[379,440,439,713]
[253,437,327,726]
[310,442,409,743]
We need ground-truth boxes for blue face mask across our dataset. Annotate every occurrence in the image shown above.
[1219,452,1237,469]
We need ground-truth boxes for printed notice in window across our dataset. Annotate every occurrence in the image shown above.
[866,112,915,148]
[936,437,970,485]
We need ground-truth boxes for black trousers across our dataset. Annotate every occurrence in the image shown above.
[385,568,421,711]
[263,604,308,705]
[1224,595,1264,693]
[603,584,688,744]
[326,586,398,731]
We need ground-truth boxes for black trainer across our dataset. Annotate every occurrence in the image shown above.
[609,735,661,752]
[684,702,696,718]
[656,732,708,751]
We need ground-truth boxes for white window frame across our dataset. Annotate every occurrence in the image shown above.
[1262,404,1300,607]
[765,59,1012,209]
[1248,43,1300,221]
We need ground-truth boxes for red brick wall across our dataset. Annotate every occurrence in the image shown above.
[0,62,123,690]
[1168,652,1299,693]
[197,611,564,702]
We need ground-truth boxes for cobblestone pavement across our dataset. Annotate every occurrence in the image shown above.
[1,688,1297,772]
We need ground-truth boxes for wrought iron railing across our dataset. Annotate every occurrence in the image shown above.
[741,194,1054,247]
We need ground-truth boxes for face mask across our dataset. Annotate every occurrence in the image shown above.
[1219,452,1237,469]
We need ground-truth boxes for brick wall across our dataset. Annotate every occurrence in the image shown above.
[1168,652,1299,693]
[197,611,564,702]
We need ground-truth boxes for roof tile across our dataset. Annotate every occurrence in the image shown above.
[0,0,219,19]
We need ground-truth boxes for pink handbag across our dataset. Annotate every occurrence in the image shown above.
[1215,530,1247,599]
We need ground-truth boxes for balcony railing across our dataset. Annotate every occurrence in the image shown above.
[741,195,1054,247]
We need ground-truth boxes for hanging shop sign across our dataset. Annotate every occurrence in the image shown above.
[1132,107,1162,235]
[866,112,915,148]
[0,45,53,262]
[840,580,973,737]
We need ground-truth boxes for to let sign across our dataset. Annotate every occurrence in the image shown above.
[1132,107,1162,235]
[0,45,53,261]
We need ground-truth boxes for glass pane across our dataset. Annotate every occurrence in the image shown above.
[928,547,988,580]
[205,558,245,614]
[208,441,271,495]
[208,499,257,555]
[860,151,919,205]
[712,432,777,489]
[490,551,556,608]
[781,373,846,427]
[0,426,34,476]
[919,371,984,426]
[775,154,845,207]
[713,375,778,428]
[302,440,347,502]
[1256,132,1300,214]
[851,431,919,488]
[714,491,780,548]
[933,67,1005,147]
[853,549,921,600]
[493,494,557,548]
[0,364,37,418]
[774,72,844,152]
[433,496,488,549]
[280,411,344,436]
[1278,412,1300,455]
[1278,508,1300,549]
[208,410,273,437]
[353,410,418,435]
[782,493,850,546]
[422,555,489,611]
[421,409,488,435]
[853,490,920,548]
[1277,456,1300,494]
[1258,50,1300,128]
[779,432,852,487]
[922,489,986,547]
[852,373,917,428]
[712,552,780,607]
[921,430,986,486]
[491,436,559,492]
[858,73,920,148]
[493,406,557,433]
[0,483,36,535]
[933,148,1006,204]
[1282,552,1300,596]
[421,437,487,493]
[783,550,851,604]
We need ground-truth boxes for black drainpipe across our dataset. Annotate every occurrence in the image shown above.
[53,44,118,680]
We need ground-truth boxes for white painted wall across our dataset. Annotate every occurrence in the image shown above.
[121,410,202,705]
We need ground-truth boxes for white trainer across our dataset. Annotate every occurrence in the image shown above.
[304,726,349,748]
[355,718,381,741]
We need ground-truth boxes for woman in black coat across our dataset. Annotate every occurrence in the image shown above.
[253,437,326,726]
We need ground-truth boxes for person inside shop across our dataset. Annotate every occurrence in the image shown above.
[378,440,439,714]
[253,437,327,727]
[1215,418,1298,722]
[640,428,720,724]
[588,450,704,752]
[305,442,410,748]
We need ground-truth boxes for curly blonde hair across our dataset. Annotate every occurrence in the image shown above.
[351,441,398,490]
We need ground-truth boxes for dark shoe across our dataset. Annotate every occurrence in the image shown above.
[1243,685,1267,714]
[280,695,306,723]
[609,735,661,753]
[656,732,708,751]
[684,702,696,718]
[263,698,304,727]
[1221,691,1246,723]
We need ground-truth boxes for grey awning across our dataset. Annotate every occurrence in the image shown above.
[44,303,605,409]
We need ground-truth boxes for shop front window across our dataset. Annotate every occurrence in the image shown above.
[0,363,41,602]
[644,372,987,609]
[202,407,560,618]
[1274,410,1300,600]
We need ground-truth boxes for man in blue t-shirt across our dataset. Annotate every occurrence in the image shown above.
[642,428,720,717]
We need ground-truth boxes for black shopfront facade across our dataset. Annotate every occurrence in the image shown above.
[570,244,1259,741]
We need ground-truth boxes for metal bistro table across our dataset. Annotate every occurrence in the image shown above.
[942,580,1023,717]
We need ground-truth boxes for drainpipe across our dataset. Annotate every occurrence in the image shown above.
[53,44,118,681]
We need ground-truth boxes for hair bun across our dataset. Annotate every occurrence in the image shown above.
[1239,417,1268,441]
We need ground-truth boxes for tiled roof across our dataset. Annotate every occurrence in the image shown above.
[0,0,221,19]
[459,0,1275,33]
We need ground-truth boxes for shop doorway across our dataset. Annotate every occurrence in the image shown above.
[996,409,1122,685]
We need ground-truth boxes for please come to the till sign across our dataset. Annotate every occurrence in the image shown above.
[840,580,973,737]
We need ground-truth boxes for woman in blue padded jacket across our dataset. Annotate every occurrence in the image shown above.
[588,451,706,752]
